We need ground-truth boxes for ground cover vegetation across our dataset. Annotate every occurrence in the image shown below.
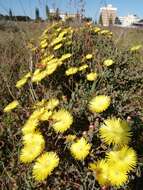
[1,21,143,190]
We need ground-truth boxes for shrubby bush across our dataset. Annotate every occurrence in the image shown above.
[3,22,143,189]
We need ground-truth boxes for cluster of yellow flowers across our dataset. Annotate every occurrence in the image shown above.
[88,95,137,187]
[3,23,138,187]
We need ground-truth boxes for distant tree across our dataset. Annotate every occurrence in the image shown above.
[55,8,61,21]
[115,17,121,25]
[82,17,92,23]
[45,5,50,20]
[35,7,40,21]
[98,13,103,25]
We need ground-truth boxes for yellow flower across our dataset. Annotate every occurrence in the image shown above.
[20,144,44,163]
[108,168,128,187]
[16,72,31,88]
[100,29,110,35]
[46,98,59,110]
[51,37,63,46]
[88,95,111,113]
[39,110,52,121]
[99,118,132,146]
[130,44,142,52]
[51,109,73,133]
[40,41,48,49]
[53,43,63,50]
[32,152,59,181]
[103,59,114,66]
[22,131,45,146]
[16,78,27,88]
[89,159,110,186]
[106,146,137,173]
[60,53,72,61]
[85,54,93,59]
[4,100,19,112]
[41,55,54,66]
[45,61,58,75]
[78,64,88,71]
[30,108,45,120]
[31,70,48,82]
[94,27,101,33]
[70,137,91,160]
[86,72,98,81]
[58,30,68,38]
[22,118,39,135]
[65,67,78,76]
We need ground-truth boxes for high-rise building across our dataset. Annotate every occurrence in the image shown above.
[100,4,117,26]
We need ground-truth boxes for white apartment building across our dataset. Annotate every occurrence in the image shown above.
[100,4,117,26]
[119,14,140,27]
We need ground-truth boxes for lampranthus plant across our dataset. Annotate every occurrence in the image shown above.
[106,146,137,173]
[3,21,141,188]
[99,117,132,146]
[88,95,111,113]
[70,137,91,160]
[51,109,73,133]
[4,100,19,112]
[89,159,110,186]
[32,152,59,181]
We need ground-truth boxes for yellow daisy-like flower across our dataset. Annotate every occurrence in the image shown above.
[39,110,52,121]
[108,168,128,187]
[40,41,48,49]
[86,72,98,81]
[94,27,101,33]
[16,72,31,89]
[46,98,59,110]
[78,64,88,71]
[106,146,137,173]
[22,131,45,147]
[58,30,68,38]
[100,29,110,35]
[103,59,114,66]
[70,137,91,160]
[41,55,54,66]
[53,43,63,50]
[45,61,58,75]
[31,70,48,82]
[99,118,132,146]
[20,141,45,163]
[22,118,39,135]
[4,100,19,112]
[51,37,63,46]
[88,95,111,113]
[130,44,142,52]
[85,54,93,60]
[32,152,59,181]
[89,159,110,186]
[60,53,72,61]
[51,109,73,133]
[65,67,78,76]
[16,78,27,89]
[30,108,45,120]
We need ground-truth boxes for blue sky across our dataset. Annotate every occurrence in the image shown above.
[0,0,143,20]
